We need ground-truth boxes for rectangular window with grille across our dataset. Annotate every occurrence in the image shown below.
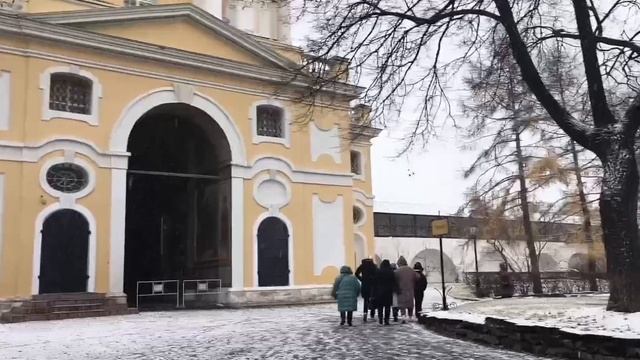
[49,74,92,115]
[256,104,283,138]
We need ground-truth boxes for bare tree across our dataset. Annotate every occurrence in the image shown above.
[461,37,548,293]
[292,0,640,312]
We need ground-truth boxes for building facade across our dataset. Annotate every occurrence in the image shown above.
[0,0,378,308]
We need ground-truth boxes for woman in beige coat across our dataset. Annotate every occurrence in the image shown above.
[394,256,418,323]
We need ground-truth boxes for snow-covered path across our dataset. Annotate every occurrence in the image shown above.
[0,302,549,359]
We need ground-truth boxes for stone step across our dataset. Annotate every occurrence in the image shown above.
[49,309,108,320]
[51,303,104,313]
[32,292,105,301]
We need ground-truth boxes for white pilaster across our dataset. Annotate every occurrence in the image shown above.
[109,168,127,296]
[231,176,245,288]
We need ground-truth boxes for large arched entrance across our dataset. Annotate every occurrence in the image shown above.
[123,103,232,305]
[257,217,289,287]
[39,209,90,294]
[411,248,458,283]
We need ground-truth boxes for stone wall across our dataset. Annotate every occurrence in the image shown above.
[420,315,640,359]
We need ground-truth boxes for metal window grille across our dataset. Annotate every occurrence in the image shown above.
[49,74,92,115]
[256,105,283,138]
[350,151,362,175]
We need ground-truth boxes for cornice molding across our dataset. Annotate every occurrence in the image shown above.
[0,9,362,98]
[29,4,296,71]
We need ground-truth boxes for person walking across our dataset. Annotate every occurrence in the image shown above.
[413,262,428,316]
[394,256,418,323]
[355,258,377,322]
[331,265,361,326]
[373,259,396,325]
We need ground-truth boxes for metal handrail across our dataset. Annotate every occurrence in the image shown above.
[182,279,222,308]
[136,280,179,308]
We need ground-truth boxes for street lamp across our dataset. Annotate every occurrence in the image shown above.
[468,222,480,297]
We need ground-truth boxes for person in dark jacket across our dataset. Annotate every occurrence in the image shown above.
[355,258,377,322]
[332,265,361,326]
[374,259,396,325]
[413,262,428,315]
[498,262,514,298]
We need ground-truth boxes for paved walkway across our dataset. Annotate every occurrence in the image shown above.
[0,302,550,359]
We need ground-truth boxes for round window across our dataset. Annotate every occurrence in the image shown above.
[46,163,89,193]
[353,206,364,225]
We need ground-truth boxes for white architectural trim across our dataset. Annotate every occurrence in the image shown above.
[39,156,97,201]
[0,45,354,111]
[0,11,361,98]
[0,70,10,130]
[110,88,247,165]
[310,121,342,163]
[233,156,353,187]
[353,202,367,228]
[353,188,375,207]
[31,202,97,295]
[354,231,367,261]
[30,4,296,70]
[250,99,291,148]
[252,211,294,288]
[0,175,4,283]
[0,137,128,169]
[108,168,127,296]
[109,88,247,292]
[252,171,292,211]
[312,194,345,276]
[39,65,103,126]
[231,177,245,289]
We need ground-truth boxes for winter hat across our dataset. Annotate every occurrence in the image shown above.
[380,259,391,269]
[340,265,353,274]
[397,256,408,267]
[413,262,424,271]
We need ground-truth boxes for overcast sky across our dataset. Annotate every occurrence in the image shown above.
[289,18,482,216]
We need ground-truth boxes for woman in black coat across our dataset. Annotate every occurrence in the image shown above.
[355,258,377,322]
[374,259,397,325]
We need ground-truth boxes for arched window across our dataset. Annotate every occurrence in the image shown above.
[49,73,93,115]
[256,104,284,138]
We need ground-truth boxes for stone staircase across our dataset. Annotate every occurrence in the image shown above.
[0,293,137,323]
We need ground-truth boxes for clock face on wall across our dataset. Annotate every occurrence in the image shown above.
[46,163,89,194]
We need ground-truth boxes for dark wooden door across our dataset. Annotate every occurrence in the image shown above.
[39,209,90,294]
[257,217,289,286]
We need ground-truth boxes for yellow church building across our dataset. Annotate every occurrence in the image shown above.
[0,0,379,319]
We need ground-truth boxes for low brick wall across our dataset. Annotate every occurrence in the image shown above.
[420,315,640,359]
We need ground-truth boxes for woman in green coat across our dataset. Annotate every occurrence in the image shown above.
[331,265,361,326]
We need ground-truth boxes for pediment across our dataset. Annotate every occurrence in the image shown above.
[30,4,297,70]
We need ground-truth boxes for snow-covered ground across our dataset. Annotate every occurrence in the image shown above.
[0,294,549,359]
[432,294,640,339]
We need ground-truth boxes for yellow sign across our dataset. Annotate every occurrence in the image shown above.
[431,219,449,236]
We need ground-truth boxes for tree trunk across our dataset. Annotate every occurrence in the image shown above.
[599,138,640,312]
[570,140,598,291]
[514,126,543,294]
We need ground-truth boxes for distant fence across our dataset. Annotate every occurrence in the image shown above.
[463,271,609,296]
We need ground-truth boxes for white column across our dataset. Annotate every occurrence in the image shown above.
[231,176,245,289]
[0,175,5,284]
[109,168,127,296]
[0,71,10,130]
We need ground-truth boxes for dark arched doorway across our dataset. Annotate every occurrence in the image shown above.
[39,209,90,294]
[124,103,232,306]
[257,217,289,286]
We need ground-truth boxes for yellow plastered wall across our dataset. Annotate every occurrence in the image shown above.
[0,11,377,296]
